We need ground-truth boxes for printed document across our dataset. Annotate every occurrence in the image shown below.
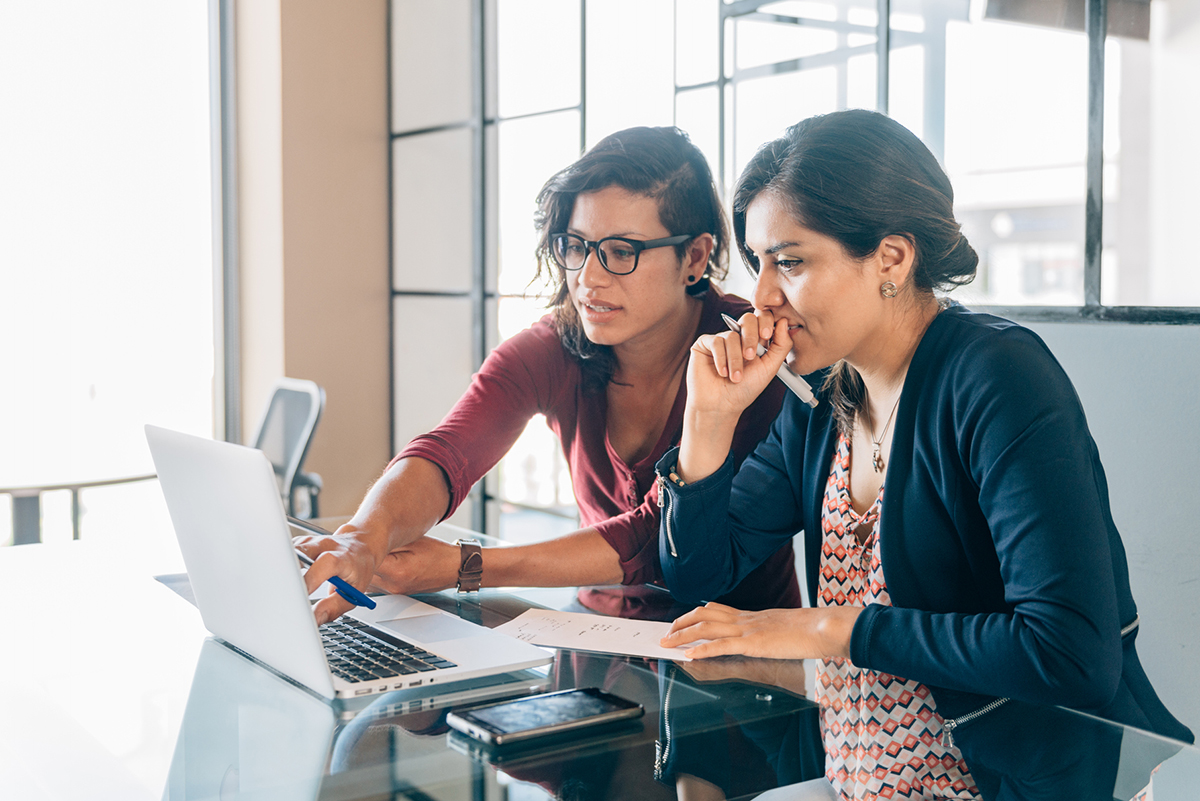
[494,609,704,662]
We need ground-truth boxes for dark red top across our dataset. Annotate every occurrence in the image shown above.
[395,286,801,611]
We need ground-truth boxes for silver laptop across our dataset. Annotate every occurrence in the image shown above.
[146,424,552,701]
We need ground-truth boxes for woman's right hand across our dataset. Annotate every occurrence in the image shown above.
[686,310,793,419]
[295,523,390,625]
[296,457,453,625]
[678,311,793,482]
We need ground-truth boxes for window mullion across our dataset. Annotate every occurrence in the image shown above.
[1084,0,1107,307]
[876,0,890,114]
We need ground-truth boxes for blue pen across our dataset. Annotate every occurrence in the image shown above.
[288,515,378,610]
[294,548,377,609]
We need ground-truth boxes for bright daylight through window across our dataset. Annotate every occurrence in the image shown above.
[480,0,1199,539]
[0,2,215,551]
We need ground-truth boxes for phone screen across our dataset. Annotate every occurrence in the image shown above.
[447,688,643,746]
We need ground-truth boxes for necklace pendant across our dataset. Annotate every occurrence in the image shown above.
[872,445,884,473]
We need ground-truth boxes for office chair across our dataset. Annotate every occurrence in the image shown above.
[251,377,325,519]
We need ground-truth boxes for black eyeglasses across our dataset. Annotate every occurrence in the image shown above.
[549,233,694,276]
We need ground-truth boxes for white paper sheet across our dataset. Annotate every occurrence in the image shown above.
[494,609,702,662]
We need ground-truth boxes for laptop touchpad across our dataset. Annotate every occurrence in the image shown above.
[377,613,482,643]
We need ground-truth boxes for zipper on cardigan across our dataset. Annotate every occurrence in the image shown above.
[941,616,1138,750]
[942,697,1009,748]
[656,473,678,558]
[654,665,677,781]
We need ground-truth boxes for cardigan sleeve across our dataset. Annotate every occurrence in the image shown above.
[394,321,567,521]
[657,395,808,605]
[850,328,1124,710]
[604,377,790,588]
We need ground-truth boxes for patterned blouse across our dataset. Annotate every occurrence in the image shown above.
[815,431,980,800]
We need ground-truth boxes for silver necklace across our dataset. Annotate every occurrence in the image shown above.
[863,394,901,473]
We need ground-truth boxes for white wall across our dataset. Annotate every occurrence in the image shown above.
[1028,321,1200,731]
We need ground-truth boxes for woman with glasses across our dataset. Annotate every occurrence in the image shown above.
[297,126,799,624]
[654,110,1191,799]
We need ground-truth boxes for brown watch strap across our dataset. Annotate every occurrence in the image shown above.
[454,538,482,593]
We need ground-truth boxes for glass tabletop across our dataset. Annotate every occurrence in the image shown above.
[165,581,825,801]
[1,538,1196,801]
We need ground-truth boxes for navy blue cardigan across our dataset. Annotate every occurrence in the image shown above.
[657,305,1192,741]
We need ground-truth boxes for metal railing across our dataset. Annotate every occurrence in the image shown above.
[1,474,158,545]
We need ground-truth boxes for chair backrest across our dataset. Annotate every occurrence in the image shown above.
[250,378,325,515]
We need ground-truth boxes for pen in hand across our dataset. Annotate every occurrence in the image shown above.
[288,516,377,611]
[294,548,377,610]
[720,314,818,408]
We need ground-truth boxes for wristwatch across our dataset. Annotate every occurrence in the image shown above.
[454,538,483,593]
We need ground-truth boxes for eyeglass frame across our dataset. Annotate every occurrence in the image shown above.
[549,233,695,276]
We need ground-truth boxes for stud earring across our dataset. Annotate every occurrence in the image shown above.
[687,274,698,284]
[880,281,898,298]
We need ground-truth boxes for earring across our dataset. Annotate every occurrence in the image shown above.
[880,281,898,298]
[687,274,698,284]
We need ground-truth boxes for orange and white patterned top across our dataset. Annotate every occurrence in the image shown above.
[815,432,980,800]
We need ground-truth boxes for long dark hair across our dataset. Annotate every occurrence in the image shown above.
[533,126,729,392]
[731,110,978,434]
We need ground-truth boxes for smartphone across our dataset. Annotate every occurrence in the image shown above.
[446,687,644,746]
[447,726,646,768]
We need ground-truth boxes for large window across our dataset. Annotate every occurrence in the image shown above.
[390,0,1200,539]
[890,0,1200,310]
[492,1,683,540]
[712,0,1200,312]
[0,2,218,550]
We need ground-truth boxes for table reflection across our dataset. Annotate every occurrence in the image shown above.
[163,639,335,801]
[157,584,1199,801]
[947,698,1183,801]
[413,585,826,798]
[326,649,822,801]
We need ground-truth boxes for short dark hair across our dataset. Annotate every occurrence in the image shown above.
[731,110,978,433]
[532,126,729,392]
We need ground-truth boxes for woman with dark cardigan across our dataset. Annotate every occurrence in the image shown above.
[656,110,1192,799]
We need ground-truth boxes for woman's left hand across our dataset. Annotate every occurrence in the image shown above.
[660,602,862,661]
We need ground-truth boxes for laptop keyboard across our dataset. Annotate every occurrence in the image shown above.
[320,617,458,683]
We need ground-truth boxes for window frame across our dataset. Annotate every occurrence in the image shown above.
[381,0,1199,535]
[708,0,1200,325]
